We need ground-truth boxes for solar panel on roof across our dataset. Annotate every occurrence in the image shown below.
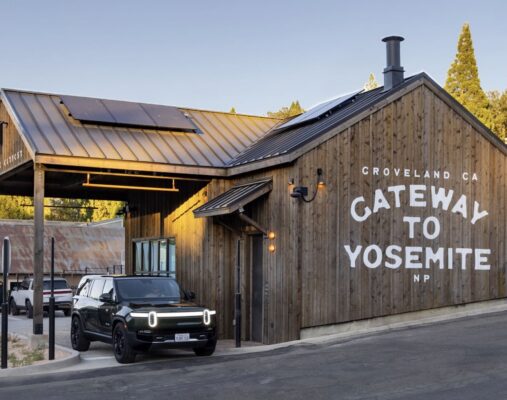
[275,89,363,131]
[142,103,196,131]
[61,95,197,132]
[61,96,116,124]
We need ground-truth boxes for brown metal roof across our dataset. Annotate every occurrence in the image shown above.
[194,178,272,217]
[0,219,124,275]
[1,89,280,171]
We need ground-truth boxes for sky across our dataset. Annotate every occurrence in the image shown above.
[0,0,505,116]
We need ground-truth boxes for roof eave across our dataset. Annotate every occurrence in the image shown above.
[34,154,228,177]
[418,74,507,156]
[1,89,37,160]
[227,75,427,177]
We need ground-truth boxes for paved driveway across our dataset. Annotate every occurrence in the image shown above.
[7,312,115,362]
[2,312,507,399]
[5,312,251,368]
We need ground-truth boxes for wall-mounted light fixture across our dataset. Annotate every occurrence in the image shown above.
[317,168,325,188]
[266,230,276,253]
[290,168,325,203]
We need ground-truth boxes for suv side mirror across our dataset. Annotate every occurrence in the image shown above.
[99,293,114,303]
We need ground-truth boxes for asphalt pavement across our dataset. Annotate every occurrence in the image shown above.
[4,310,263,370]
[2,311,507,399]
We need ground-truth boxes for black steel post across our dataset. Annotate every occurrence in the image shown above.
[235,238,241,348]
[49,237,55,360]
[2,237,11,369]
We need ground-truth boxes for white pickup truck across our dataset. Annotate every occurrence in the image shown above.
[9,276,73,318]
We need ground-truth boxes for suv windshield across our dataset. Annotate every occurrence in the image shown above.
[116,278,181,301]
[43,280,69,290]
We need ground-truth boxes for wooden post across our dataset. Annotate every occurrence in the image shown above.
[33,164,44,335]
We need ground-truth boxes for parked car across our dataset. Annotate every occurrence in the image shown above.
[70,275,217,363]
[9,276,73,318]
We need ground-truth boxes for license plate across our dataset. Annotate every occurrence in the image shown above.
[175,333,190,342]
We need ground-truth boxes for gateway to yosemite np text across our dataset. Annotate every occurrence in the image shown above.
[343,166,491,279]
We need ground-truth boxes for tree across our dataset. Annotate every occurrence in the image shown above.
[267,101,304,119]
[0,195,124,222]
[229,107,237,114]
[364,73,379,91]
[46,198,93,222]
[488,90,507,142]
[0,195,33,219]
[445,23,491,127]
[89,200,124,221]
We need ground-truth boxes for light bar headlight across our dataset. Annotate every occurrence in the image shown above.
[148,311,158,328]
[129,310,216,327]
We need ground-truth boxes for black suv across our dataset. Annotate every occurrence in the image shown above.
[70,275,217,363]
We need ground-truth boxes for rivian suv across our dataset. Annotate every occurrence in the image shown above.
[70,275,217,363]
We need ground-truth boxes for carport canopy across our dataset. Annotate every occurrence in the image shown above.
[0,88,279,336]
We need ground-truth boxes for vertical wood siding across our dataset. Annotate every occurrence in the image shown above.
[0,102,31,173]
[125,83,506,344]
[296,85,507,328]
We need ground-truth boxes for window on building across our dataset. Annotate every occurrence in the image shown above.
[133,238,176,277]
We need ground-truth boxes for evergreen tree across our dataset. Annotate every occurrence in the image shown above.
[267,101,304,119]
[229,107,237,114]
[445,23,491,127]
[488,90,507,142]
[364,73,379,91]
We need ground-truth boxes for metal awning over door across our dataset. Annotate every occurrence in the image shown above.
[193,178,272,218]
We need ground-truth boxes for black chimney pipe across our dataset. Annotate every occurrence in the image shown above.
[382,36,405,92]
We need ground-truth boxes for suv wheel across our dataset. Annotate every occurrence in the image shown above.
[26,300,33,319]
[113,323,136,363]
[71,316,90,351]
[193,339,217,357]
[10,299,20,316]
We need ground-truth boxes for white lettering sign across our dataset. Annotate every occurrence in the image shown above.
[344,166,492,280]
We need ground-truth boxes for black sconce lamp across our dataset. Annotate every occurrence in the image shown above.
[290,168,324,203]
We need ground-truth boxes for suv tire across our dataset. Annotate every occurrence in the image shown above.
[113,323,136,364]
[26,300,33,319]
[10,298,20,316]
[193,339,217,356]
[70,316,91,351]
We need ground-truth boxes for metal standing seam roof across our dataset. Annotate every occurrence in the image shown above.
[193,178,272,217]
[227,75,422,167]
[1,89,281,169]
[0,219,124,274]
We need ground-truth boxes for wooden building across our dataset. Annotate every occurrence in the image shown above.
[0,37,505,342]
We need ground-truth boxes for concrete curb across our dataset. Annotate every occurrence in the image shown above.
[0,334,80,378]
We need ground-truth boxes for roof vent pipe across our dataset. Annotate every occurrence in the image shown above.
[382,36,405,92]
